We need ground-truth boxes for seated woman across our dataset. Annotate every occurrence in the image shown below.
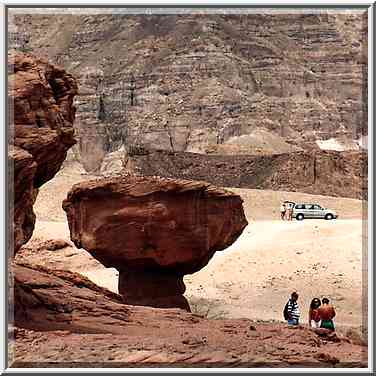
[308,298,321,328]
[318,298,336,331]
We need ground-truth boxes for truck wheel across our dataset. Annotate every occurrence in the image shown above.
[325,214,334,220]
[296,214,304,221]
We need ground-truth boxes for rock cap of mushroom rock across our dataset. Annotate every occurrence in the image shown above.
[63,175,248,275]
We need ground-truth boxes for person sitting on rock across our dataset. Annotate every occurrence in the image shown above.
[286,292,300,326]
[308,298,322,328]
[318,298,336,331]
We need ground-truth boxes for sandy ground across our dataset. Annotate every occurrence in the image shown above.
[185,219,366,328]
[24,162,367,335]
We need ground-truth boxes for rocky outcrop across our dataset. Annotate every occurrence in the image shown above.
[13,262,200,335]
[12,326,367,368]
[12,262,367,368]
[8,52,78,253]
[9,146,37,254]
[9,51,77,186]
[127,149,367,200]
[9,12,367,172]
[14,262,127,333]
[62,176,247,309]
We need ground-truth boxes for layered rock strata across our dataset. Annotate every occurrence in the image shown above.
[127,149,367,200]
[9,12,368,172]
[8,51,78,253]
[62,175,248,310]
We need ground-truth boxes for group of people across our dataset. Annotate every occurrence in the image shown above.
[280,201,294,221]
[284,292,336,331]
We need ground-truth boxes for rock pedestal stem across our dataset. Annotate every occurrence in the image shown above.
[118,269,190,311]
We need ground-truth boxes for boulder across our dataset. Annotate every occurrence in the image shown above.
[63,175,248,309]
[8,52,78,253]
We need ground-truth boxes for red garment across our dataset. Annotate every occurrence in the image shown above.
[310,308,321,322]
[318,305,336,321]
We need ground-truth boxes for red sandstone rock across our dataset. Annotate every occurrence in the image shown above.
[62,175,248,309]
[9,52,77,253]
[9,145,37,254]
[11,262,367,367]
[63,175,248,273]
[118,270,191,311]
[13,262,198,335]
[13,262,129,334]
[12,263,367,367]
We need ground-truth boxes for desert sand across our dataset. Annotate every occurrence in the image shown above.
[20,163,367,337]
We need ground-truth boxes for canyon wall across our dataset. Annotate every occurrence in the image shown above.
[9,11,368,172]
[130,149,367,200]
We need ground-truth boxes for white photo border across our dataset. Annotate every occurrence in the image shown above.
[1,0,374,373]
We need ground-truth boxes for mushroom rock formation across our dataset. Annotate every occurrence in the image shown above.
[63,175,248,310]
[8,51,77,253]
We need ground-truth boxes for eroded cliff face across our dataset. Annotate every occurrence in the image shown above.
[9,51,78,253]
[9,11,367,172]
[130,149,367,200]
